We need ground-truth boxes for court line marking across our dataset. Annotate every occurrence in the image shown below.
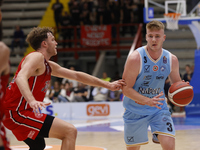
[10,145,107,150]
[73,118,123,128]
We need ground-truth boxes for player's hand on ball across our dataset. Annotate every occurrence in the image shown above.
[147,91,165,109]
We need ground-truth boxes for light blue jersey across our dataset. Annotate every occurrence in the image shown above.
[123,46,172,115]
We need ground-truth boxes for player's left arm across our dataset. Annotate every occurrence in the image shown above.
[48,61,126,91]
[0,42,10,75]
[168,54,182,84]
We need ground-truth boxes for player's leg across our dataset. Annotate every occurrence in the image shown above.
[127,146,141,150]
[123,110,149,150]
[158,134,175,150]
[48,117,77,150]
[150,110,175,150]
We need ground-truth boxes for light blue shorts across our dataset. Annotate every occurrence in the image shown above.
[123,109,175,147]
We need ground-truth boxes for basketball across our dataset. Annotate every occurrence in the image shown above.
[168,81,193,107]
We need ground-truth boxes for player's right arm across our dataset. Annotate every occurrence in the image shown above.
[122,50,164,109]
[15,52,50,114]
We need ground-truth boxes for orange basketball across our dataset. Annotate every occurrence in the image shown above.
[168,81,193,107]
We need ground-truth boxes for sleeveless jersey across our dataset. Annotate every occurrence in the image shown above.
[123,46,172,115]
[4,52,52,111]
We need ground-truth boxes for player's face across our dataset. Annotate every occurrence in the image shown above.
[146,29,166,52]
[46,32,57,56]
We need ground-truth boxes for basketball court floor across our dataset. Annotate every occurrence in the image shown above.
[6,112,200,150]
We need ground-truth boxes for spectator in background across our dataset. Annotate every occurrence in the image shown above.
[110,0,122,38]
[183,64,193,82]
[92,86,108,102]
[95,2,105,25]
[121,0,135,36]
[69,1,81,38]
[52,0,64,32]
[62,66,78,88]
[70,1,81,26]
[60,11,72,48]
[80,2,92,25]
[73,82,88,102]
[59,81,74,102]
[101,72,111,81]
[49,80,62,103]
[11,25,25,52]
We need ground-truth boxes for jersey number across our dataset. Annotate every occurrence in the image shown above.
[166,122,173,132]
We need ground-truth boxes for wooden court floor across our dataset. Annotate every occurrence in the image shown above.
[7,117,200,150]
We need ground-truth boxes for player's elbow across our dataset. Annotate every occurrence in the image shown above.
[122,85,129,96]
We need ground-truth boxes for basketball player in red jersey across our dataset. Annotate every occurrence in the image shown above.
[3,27,126,150]
[0,42,11,150]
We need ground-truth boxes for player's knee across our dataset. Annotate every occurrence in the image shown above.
[163,144,175,150]
[64,124,77,140]
[68,125,77,139]
[161,140,175,150]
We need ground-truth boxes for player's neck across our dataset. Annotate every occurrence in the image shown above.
[146,46,162,60]
[37,50,51,61]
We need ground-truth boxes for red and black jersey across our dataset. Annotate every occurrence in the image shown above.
[3,52,52,141]
[4,52,52,111]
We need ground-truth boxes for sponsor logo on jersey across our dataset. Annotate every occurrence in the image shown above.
[138,87,160,94]
[27,130,35,139]
[127,136,134,142]
[163,56,167,64]
[35,113,44,118]
[87,104,110,116]
[143,75,152,80]
[153,65,158,72]
[156,74,164,80]
[160,66,166,72]
[144,65,150,73]
[141,81,150,86]
[41,80,50,93]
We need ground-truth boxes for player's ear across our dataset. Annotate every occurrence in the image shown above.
[42,41,47,47]
[163,34,166,41]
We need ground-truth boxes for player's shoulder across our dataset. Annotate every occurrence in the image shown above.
[26,51,44,59]
[127,50,140,64]
[0,42,10,53]
[23,52,45,66]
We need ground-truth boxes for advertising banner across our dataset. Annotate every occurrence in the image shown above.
[81,25,111,47]
[41,102,124,120]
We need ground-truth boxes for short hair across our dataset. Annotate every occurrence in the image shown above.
[26,27,54,50]
[146,20,165,31]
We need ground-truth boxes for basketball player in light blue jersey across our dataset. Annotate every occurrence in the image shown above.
[122,20,182,150]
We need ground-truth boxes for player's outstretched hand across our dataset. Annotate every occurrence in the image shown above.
[108,79,126,91]
[146,91,165,109]
[29,100,51,115]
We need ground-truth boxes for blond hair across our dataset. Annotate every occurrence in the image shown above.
[146,20,165,31]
